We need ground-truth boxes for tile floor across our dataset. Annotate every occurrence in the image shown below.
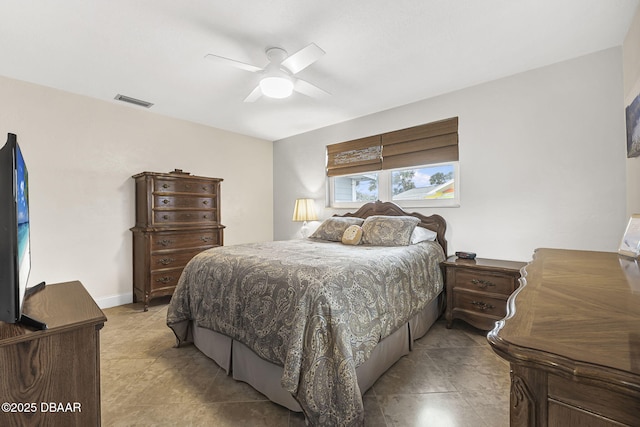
[100,299,510,426]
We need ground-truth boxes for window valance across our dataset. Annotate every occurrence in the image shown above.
[326,117,458,177]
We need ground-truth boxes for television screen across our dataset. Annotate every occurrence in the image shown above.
[16,142,30,314]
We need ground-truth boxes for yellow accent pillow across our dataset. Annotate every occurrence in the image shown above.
[341,225,363,245]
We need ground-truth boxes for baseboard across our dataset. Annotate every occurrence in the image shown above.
[95,293,133,309]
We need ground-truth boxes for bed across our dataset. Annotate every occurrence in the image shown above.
[167,201,448,426]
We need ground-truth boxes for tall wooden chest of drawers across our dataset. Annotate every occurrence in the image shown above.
[131,169,224,310]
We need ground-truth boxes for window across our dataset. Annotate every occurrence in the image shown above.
[329,162,459,208]
[326,117,460,208]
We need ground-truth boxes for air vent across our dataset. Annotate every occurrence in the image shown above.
[114,94,154,108]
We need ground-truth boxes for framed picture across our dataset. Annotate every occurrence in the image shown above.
[626,93,640,158]
[618,214,640,258]
[626,69,640,158]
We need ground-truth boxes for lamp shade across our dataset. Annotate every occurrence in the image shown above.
[292,198,318,222]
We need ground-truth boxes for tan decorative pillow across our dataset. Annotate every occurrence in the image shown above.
[341,225,363,245]
[361,215,420,246]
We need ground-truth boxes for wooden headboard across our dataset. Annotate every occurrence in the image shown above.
[334,201,448,256]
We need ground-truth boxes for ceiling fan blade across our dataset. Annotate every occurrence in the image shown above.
[243,85,262,102]
[281,43,325,74]
[205,54,263,73]
[294,79,330,98]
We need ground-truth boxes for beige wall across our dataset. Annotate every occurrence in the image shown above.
[0,75,273,308]
[624,4,640,216]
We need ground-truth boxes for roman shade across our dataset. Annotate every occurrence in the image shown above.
[326,135,382,177]
[382,117,458,169]
[326,117,458,177]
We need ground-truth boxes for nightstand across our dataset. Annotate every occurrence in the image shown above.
[442,256,526,330]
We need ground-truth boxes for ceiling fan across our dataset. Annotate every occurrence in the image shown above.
[205,43,329,102]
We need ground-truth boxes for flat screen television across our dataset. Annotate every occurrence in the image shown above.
[0,133,46,329]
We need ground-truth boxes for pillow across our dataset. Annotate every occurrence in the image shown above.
[361,215,420,246]
[410,226,438,244]
[309,217,365,241]
[341,225,363,245]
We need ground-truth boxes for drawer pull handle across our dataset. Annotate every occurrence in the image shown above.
[202,186,208,191]
[185,184,192,189]
[162,183,169,189]
[471,279,496,289]
[203,214,209,219]
[163,215,169,220]
[158,239,174,247]
[471,301,495,311]
[202,200,209,205]
[201,236,212,242]
[163,199,170,204]
[158,258,175,265]
[156,276,171,284]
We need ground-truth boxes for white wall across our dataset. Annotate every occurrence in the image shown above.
[274,48,627,262]
[0,75,273,308]
[624,4,640,216]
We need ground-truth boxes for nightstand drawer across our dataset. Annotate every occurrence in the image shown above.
[453,290,507,318]
[453,269,515,295]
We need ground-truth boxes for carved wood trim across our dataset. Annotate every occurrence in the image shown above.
[511,373,536,427]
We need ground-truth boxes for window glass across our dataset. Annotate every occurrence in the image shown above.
[392,164,455,201]
[333,173,378,203]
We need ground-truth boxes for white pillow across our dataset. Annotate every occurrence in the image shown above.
[410,226,437,244]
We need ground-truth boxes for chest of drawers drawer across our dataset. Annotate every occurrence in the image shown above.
[153,195,215,209]
[150,230,220,250]
[154,178,217,194]
[150,248,210,271]
[153,209,217,225]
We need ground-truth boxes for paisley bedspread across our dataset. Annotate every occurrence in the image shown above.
[166,238,445,426]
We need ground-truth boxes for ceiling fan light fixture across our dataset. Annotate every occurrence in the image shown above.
[259,76,294,99]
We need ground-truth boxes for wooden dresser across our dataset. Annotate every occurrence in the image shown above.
[131,169,224,310]
[488,248,640,427]
[0,281,106,427]
[442,256,526,330]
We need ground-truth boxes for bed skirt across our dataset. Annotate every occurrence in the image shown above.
[191,291,443,412]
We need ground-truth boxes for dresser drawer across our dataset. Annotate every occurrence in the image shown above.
[153,209,217,225]
[154,195,216,209]
[154,178,217,195]
[452,269,516,296]
[453,290,507,318]
[150,230,220,250]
